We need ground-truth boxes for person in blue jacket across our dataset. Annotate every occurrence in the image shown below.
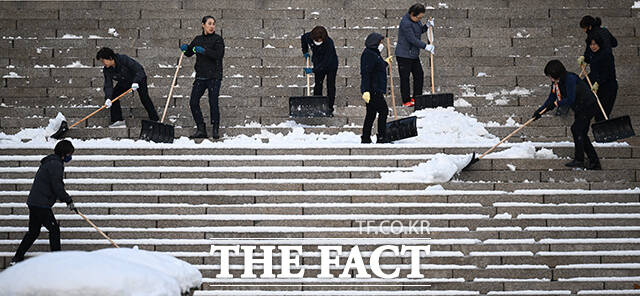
[361,33,393,144]
[395,3,435,107]
[11,140,77,265]
[532,60,600,170]
[584,34,617,122]
[301,26,339,115]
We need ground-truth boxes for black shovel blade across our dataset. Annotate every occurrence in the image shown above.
[414,93,454,110]
[591,115,635,143]
[50,121,69,139]
[461,152,478,171]
[289,96,331,117]
[384,116,418,142]
[139,120,174,143]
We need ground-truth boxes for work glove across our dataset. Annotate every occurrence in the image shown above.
[131,83,139,91]
[384,56,393,65]
[425,44,435,54]
[362,92,371,104]
[193,46,205,54]
[591,82,599,93]
[304,67,313,75]
[428,18,434,27]
[303,52,310,59]
[104,99,112,108]
[577,56,586,68]
[532,109,542,121]
[67,201,78,213]
[544,100,556,112]
[180,44,188,52]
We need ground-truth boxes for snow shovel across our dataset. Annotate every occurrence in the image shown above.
[77,210,119,248]
[580,65,635,142]
[289,56,331,117]
[51,88,134,139]
[414,18,454,111]
[384,37,418,142]
[139,52,184,143]
[463,107,549,170]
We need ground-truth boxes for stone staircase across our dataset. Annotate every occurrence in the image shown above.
[1,0,640,295]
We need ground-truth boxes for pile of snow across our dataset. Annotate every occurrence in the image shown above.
[633,1,640,8]
[485,142,558,159]
[454,98,472,107]
[380,153,472,183]
[0,248,201,296]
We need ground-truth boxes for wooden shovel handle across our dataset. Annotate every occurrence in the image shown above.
[161,52,184,123]
[306,56,311,96]
[386,38,398,120]
[69,88,133,129]
[77,210,119,248]
[579,64,608,120]
[428,17,435,94]
[478,108,546,159]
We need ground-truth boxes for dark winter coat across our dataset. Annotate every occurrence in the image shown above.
[584,26,617,64]
[537,72,597,115]
[184,32,225,80]
[301,32,339,74]
[395,13,430,59]
[27,154,72,208]
[360,33,388,94]
[103,54,146,100]
[587,47,616,85]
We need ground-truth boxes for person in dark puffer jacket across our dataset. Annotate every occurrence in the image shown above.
[361,32,393,144]
[301,26,339,115]
[11,140,77,265]
[180,15,225,139]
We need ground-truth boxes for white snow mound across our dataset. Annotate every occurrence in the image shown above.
[380,153,472,183]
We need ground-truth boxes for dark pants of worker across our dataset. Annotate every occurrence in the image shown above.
[314,68,337,113]
[362,92,389,139]
[571,106,599,162]
[12,206,60,263]
[397,56,423,104]
[594,80,618,122]
[190,78,221,125]
[110,78,159,123]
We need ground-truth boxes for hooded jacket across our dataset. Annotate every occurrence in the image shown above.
[537,72,597,115]
[27,154,72,208]
[301,32,339,74]
[102,54,146,100]
[395,13,430,59]
[584,26,617,64]
[360,33,388,94]
[184,32,225,80]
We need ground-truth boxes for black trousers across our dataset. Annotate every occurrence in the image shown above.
[396,56,424,103]
[110,78,159,123]
[13,206,60,262]
[190,78,221,125]
[314,69,337,111]
[362,92,388,139]
[571,107,599,162]
[594,80,618,122]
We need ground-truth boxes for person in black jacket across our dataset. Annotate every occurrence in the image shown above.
[11,140,77,265]
[301,26,339,115]
[532,60,601,170]
[585,34,618,122]
[361,32,393,144]
[180,15,225,139]
[96,47,159,128]
[578,16,617,66]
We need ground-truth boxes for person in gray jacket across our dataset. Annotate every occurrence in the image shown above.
[10,140,77,264]
[395,3,435,107]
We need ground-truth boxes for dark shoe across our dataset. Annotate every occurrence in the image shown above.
[376,136,391,144]
[564,159,584,168]
[189,123,207,139]
[586,159,601,170]
[10,256,22,265]
[211,122,220,139]
[361,136,372,144]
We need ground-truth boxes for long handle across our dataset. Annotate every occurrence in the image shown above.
[161,52,184,123]
[580,64,608,120]
[386,38,398,120]
[428,18,435,94]
[77,210,119,248]
[69,88,133,129]
[305,57,311,96]
[478,108,546,159]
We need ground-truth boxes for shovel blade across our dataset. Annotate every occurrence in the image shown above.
[384,116,418,142]
[289,96,331,117]
[414,93,454,110]
[139,120,174,143]
[591,115,635,143]
[50,121,69,139]
[461,152,478,171]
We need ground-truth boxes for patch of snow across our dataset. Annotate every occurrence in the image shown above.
[506,164,516,171]
[485,142,557,159]
[476,72,488,77]
[64,61,90,68]
[493,212,512,219]
[634,1,640,8]
[264,44,275,48]
[380,153,472,183]
[60,34,82,39]
[2,72,24,78]
[454,98,472,107]
[108,28,119,37]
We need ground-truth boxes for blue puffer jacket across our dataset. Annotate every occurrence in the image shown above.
[360,33,388,94]
[395,13,430,59]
